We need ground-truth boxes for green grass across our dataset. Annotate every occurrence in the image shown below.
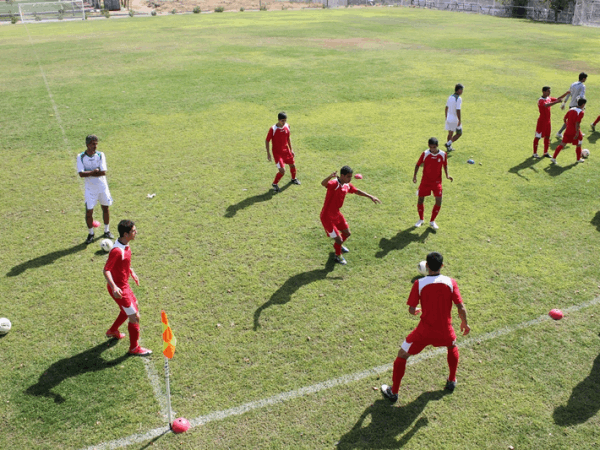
[1,7,600,449]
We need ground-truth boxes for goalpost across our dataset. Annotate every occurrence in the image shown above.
[19,0,85,23]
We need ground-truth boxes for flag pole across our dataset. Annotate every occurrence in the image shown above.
[164,355,173,427]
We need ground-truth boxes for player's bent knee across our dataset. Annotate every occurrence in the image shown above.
[278,168,285,174]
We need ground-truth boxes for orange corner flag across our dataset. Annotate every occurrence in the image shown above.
[161,310,177,359]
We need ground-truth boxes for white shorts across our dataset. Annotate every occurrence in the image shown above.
[85,188,113,209]
[445,120,460,132]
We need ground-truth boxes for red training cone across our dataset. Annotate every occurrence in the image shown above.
[549,309,564,320]
[171,417,190,434]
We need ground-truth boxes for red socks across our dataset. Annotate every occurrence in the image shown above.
[543,137,550,154]
[431,205,441,221]
[447,346,459,382]
[533,137,540,154]
[109,310,128,334]
[333,242,342,256]
[128,322,140,351]
[417,204,424,220]
[593,116,600,126]
[273,172,284,185]
[553,145,563,159]
[576,146,582,160]
[392,357,407,394]
[290,167,297,179]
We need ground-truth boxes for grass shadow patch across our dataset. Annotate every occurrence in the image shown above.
[6,242,88,277]
[508,156,542,180]
[376,227,433,259]
[225,183,291,218]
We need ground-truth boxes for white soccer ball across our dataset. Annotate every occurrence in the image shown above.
[0,318,12,335]
[100,239,113,252]
[582,148,590,158]
[418,260,428,276]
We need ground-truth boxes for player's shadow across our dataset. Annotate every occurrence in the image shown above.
[337,391,449,449]
[253,255,341,330]
[591,212,600,232]
[553,334,600,426]
[25,339,129,404]
[224,183,291,218]
[543,161,577,177]
[587,131,599,145]
[508,157,542,180]
[376,227,433,259]
[6,242,88,277]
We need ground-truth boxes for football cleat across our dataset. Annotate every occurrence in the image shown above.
[429,221,439,230]
[542,153,551,158]
[272,184,281,193]
[414,219,424,228]
[444,380,456,392]
[578,158,585,163]
[550,158,557,164]
[556,133,563,139]
[106,330,126,340]
[128,346,153,356]
[341,245,349,253]
[85,233,95,244]
[592,123,596,132]
[103,231,115,239]
[291,179,301,185]
[381,384,398,403]
[532,153,540,159]
[335,255,347,265]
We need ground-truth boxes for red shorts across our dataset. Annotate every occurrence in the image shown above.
[274,152,295,168]
[535,120,551,138]
[562,131,582,146]
[107,284,138,316]
[403,327,456,355]
[418,182,442,198]
[321,212,349,238]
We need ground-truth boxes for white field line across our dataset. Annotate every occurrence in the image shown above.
[141,353,173,420]
[82,295,600,450]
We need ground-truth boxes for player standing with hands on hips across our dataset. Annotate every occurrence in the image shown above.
[104,220,152,356]
[381,252,470,403]
[266,112,300,193]
[77,135,114,244]
[445,84,464,152]
[414,137,453,231]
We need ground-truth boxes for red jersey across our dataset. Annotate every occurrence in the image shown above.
[564,107,585,135]
[417,150,447,184]
[407,274,462,337]
[321,178,357,217]
[104,240,132,289]
[537,96,557,123]
[266,124,291,156]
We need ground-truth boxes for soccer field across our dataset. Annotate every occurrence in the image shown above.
[1,8,600,449]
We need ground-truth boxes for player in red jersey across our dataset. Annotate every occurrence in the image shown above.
[592,114,600,132]
[413,137,453,231]
[552,98,587,165]
[265,112,299,193]
[103,220,152,356]
[321,166,381,265]
[381,252,470,403]
[533,86,569,158]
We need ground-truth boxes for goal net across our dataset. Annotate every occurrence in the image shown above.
[573,0,600,26]
[19,0,85,23]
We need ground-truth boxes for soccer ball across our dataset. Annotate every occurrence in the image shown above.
[582,148,590,158]
[100,239,113,252]
[0,318,12,335]
[418,260,428,276]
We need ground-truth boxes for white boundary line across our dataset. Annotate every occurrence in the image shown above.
[82,295,600,450]
[141,353,173,420]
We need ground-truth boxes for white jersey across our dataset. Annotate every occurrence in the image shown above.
[77,151,108,191]
[564,81,586,108]
[446,94,462,122]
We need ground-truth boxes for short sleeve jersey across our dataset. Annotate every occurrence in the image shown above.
[407,274,463,336]
[446,94,462,122]
[417,150,447,185]
[564,107,585,135]
[537,97,557,123]
[77,151,108,190]
[104,240,132,289]
[266,124,291,156]
[567,81,586,108]
[321,178,357,217]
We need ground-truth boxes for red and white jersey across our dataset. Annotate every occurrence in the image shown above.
[266,124,291,156]
[407,274,463,335]
[321,178,357,217]
[104,240,132,289]
[537,96,557,123]
[417,150,447,184]
[564,107,585,135]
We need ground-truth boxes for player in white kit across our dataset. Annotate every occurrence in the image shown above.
[445,84,464,152]
[76,135,114,244]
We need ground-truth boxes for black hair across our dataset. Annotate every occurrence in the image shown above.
[542,86,551,92]
[578,98,587,107]
[278,112,287,120]
[455,83,464,92]
[579,72,588,81]
[86,135,98,145]
[428,137,439,146]
[340,165,353,175]
[118,220,135,237]
[426,252,443,272]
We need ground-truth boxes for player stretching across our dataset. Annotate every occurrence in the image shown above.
[321,166,381,265]
[77,135,114,244]
[552,98,587,165]
[533,86,569,158]
[104,220,152,356]
[557,72,587,139]
[444,84,464,152]
[266,112,299,193]
[414,137,453,231]
[381,252,470,403]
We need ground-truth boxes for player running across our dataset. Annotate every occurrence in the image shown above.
[444,84,464,152]
[414,137,453,231]
[557,72,587,139]
[320,166,381,265]
[77,135,114,244]
[533,86,569,158]
[381,252,470,403]
[552,98,587,165]
[104,220,152,356]
[266,112,299,192]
